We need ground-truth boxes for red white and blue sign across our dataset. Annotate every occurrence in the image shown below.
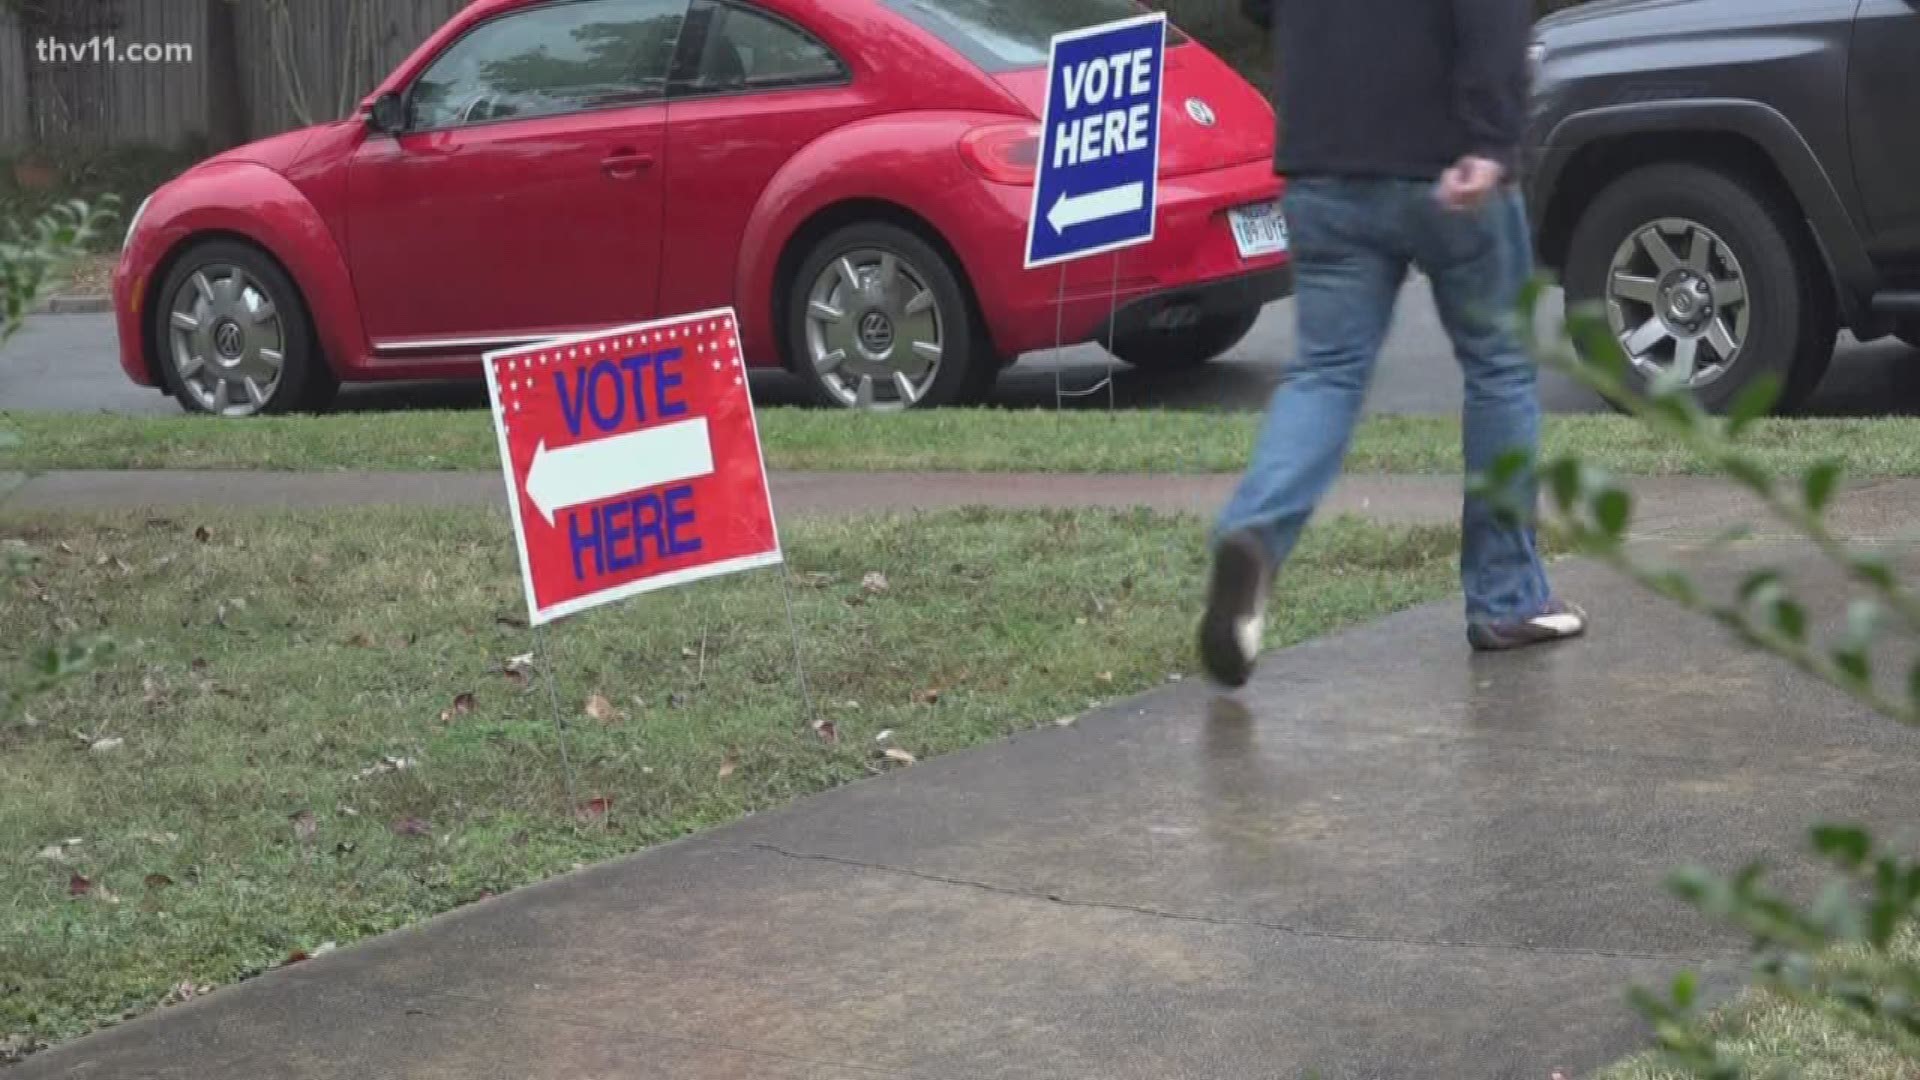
[1024,12,1167,269]
[484,309,782,626]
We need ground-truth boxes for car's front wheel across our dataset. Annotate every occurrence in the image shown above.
[1111,309,1260,370]
[786,222,993,411]
[1565,163,1834,415]
[153,239,335,417]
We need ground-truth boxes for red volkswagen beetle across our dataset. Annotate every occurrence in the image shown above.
[113,0,1290,415]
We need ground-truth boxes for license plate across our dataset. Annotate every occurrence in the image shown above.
[1229,201,1289,259]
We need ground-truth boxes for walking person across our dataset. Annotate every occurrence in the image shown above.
[1198,0,1587,688]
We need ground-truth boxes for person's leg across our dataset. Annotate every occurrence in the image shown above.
[1201,178,1409,686]
[1414,185,1583,649]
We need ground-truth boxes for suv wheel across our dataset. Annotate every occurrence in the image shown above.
[154,239,336,416]
[787,222,994,411]
[1112,309,1260,370]
[1566,163,1834,414]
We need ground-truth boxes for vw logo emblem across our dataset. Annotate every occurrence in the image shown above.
[858,310,895,355]
[1185,98,1216,127]
[212,318,245,360]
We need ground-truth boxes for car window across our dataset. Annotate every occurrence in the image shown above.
[682,2,845,94]
[410,0,689,130]
[879,0,1187,74]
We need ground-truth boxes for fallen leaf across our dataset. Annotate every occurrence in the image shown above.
[797,571,836,588]
[575,796,613,822]
[134,831,179,845]
[346,632,376,649]
[495,614,529,629]
[503,668,527,689]
[189,658,209,673]
[438,691,476,723]
[861,571,890,594]
[718,751,739,780]
[89,736,124,753]
[584,694,616,723]
[1054,715,1077,728]
[290,809,318,843]
[161,982,212,1007]
[913,688,942,706]
[875,729,893,743]
[1074,616,1089,626]
[354,755,415,780]
[67,873,93,897]
[810,718,839,744]
[314,941,337,957]
[1096,671,1114,684]
[680,645,698,659]
[284,949,310,965]
[57,541,77,555]
[389,816,431,838]
[143,873,173,890]
[881,747,917,766]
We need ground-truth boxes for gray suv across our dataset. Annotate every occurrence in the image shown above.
[1525,0,1920,413]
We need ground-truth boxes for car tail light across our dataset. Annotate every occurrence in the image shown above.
[959,122,1040,185]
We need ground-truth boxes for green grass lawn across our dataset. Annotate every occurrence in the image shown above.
[0,505,1461,1060]
[1599,933,1920,1080]
[6,408,1920,477]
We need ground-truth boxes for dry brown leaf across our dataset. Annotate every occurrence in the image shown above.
[67,873,93,897]
[881,747,917,766]
[88,736,124,753]
[290,809,318,843]
[584,694,617,723]
[439,691,477,723]
[389,816,431,838]
[718,751,739,780]
[912,687,943,706]
[143,873,173,890]
[346,632,376,649]
[810,717,839,744]
[575,796,613,822]
[1096,671,1114,684]
[796,571,836,588]
[861,571,890,594]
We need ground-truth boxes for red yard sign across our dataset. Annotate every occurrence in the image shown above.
[484,308,781,626]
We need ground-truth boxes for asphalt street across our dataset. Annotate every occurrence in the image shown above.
[4,283,1916,417]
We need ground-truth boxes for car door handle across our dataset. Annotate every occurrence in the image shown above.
[601,151,655,179]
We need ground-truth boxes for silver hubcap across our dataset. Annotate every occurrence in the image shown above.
[168,264,286,416]
[804,249,943,410]
[1605,218,1750,390]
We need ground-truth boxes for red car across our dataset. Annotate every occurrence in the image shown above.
[113,0,1290,416]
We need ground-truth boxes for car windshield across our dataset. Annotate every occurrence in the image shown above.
[880,0,1189,73]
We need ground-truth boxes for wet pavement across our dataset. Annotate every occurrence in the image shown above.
[16,536,1920,1080]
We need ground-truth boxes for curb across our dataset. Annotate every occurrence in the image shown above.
[33,294,111,315]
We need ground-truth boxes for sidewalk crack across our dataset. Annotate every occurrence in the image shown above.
[749,842,1736,965]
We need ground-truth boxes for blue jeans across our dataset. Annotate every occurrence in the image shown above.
[1215,177,1551,626]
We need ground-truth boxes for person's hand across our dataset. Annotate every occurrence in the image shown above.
[1436,155,1507,212]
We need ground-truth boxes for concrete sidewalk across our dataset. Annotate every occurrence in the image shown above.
[12,467,1920,540]
[16,539,1920,1080]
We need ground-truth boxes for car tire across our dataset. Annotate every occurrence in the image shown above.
[1565,162,1834,415]
[786,222,993,410]
[1111,308,1260,370]
[152,239,335,417]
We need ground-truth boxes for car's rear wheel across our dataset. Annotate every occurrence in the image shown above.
[787,222,992,411]
[1111,308,1260,370]
[154,239,335,417]
[1565,163,1834,415]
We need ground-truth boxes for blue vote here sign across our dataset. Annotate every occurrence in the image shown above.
[1024,12,1167,269]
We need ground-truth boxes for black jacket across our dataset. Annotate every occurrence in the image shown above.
[1240,0,1530,180]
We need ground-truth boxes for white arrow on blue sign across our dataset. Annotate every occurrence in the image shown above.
[1024,12,1167,269]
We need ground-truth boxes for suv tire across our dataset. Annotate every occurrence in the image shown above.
[1565,163,1835,415]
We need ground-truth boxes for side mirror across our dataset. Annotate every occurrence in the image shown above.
[367,91,408,135]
